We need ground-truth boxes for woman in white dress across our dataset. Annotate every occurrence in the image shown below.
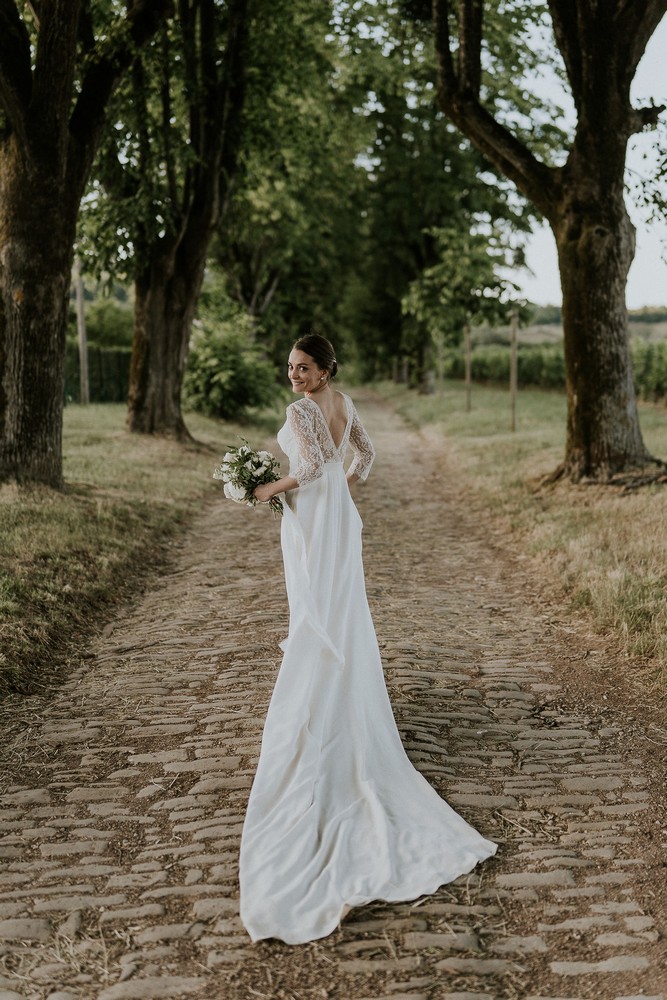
[239,334,496,945]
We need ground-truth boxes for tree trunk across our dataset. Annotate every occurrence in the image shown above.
[0,1,170,486]
[551,153,653,480]
[124,0,250,436]
[127,240,206,438]
[430,0,667,481]
[0,145,77,486]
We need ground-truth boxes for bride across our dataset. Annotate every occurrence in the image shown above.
[239,334,496,945]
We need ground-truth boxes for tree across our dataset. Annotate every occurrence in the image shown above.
[431,0,667,480]
[334,5,531,383]
[0,0,170,487]
[82,0,250,439]
[215,0,367,366]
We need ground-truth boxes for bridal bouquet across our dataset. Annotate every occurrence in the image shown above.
[213,443,283,515]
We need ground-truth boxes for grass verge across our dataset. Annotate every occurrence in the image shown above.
[0,403,282,697]
[376,379,667,693]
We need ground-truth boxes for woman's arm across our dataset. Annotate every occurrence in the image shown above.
[253,476,298,504]
[347,405,375,482]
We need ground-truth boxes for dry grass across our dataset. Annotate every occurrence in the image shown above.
[376,379,667,692]
[0,403,281,696]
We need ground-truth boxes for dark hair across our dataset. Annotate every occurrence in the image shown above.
[293,334,338,379]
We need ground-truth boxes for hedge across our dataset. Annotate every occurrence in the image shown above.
[444,341,667,402]
[65,341,131,404]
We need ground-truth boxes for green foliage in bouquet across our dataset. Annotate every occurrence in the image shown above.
[213,443,283,515]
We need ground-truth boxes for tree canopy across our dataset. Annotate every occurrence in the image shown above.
[1,1,666,485]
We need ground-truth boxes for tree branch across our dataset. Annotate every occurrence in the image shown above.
[32,6,81,154]
[77,0,96,55]
[630,102,667,134]
[216,0,250,211]
[159,25,179,211]
[547,1,584,106]
[0,0,33,141]
[458,0,482,96]
[616,0,667,74]
[432,0,558,216]
[69,0,173,158]
[432,0,455,93]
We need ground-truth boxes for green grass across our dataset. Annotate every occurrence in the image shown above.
[376,379,667,691]
[0,403,282,696]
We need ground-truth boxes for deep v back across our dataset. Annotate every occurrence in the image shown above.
[305,394,350,451]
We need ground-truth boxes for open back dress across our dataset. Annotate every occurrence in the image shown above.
[239,393,496,944]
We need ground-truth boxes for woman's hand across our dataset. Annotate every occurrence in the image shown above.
[254,483,275,504]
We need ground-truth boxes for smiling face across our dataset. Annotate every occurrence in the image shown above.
[287,349,328,395]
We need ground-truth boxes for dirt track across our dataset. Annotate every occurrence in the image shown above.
[0,391,666,1000]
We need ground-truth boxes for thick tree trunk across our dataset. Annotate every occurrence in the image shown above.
[431,0,667,481]
[0,144,77,486]
[0,1,170,486]
[551,152,652,480]
[127,245,205,438]
[125,0,250,437]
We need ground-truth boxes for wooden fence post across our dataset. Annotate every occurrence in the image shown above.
[436,329,444,395]
[509,306,518,431]
[464,322,472,412]
[73,258,90,405]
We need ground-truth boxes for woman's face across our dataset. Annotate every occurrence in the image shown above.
[287,349,327,394]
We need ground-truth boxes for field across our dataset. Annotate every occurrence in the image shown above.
[375,379,667,692]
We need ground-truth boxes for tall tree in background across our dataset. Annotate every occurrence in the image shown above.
[84,0,249,438]
[215,0,366,364]
[335,4,534,383]
[0,0,170,487]
[432,0,667,480]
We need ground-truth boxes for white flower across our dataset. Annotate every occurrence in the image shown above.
[224,482,249,503]
[214,442,282,515]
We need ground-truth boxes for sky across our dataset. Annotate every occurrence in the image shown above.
[515,16,667,310]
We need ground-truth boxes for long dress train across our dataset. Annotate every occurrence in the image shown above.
[239,393,496,944]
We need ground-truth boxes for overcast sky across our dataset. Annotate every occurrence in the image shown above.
[515,16,667,310]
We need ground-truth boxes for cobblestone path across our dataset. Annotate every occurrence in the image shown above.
[1,393,665,1000]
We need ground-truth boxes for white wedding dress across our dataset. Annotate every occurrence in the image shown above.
[239,393,496,944]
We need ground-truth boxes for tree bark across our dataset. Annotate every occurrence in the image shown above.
[553,153,651,478]
[0,0,171,487]
[128,239,206,438]
[432,0,667,480]
[0,144,78,484]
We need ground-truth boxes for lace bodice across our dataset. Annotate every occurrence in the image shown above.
[277,394,375,486]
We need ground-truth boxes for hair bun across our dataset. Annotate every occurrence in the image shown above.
[293,334,338,379]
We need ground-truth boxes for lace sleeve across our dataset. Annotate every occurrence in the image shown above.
[347,404,375,481]
[287,402,324,485]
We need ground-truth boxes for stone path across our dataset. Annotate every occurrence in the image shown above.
[1,392,666,1000]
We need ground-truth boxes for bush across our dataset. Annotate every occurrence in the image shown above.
[68,297,135,347]
[184,315,279,421]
